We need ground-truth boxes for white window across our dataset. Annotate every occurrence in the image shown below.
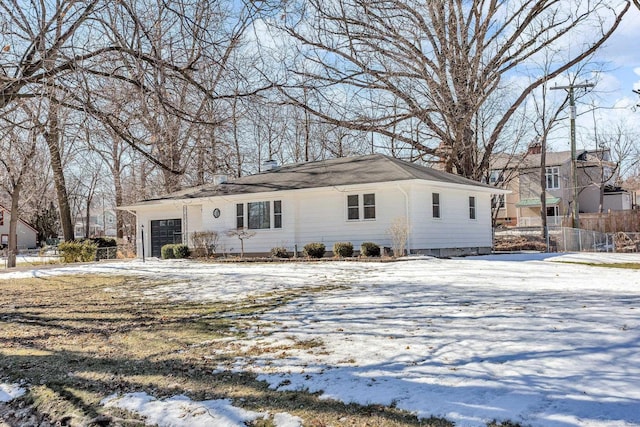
[237,201,282,229]
[363,193,376,219]
[432,193,441,218]
[489,170,504,184]
[248,201,271,229]
[347,193,376,220]
[236,203,244,229]
[546,167,560,189]
[469,196,476,220]
[274,201,282,229]
[492,194,505,209]
[347,195,359,220]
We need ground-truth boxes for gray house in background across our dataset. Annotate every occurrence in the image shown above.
[0,204,38,250]
[491,144,631,227]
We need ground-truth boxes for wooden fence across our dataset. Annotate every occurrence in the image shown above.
[576,210,640,233]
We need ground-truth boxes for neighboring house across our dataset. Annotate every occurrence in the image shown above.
[0,204,38,250]
[74,209,118,239]
[120,154,507,258]
[491,143,630,227]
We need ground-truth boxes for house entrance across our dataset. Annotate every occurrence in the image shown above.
[150,219,182,257]
[546,205,560,226]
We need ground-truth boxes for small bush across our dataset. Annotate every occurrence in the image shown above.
[303,242,326,259]
[161,244,176,259]
[388,217,410,257]
[190,231,218,257]
[59,240,98,263]
[360,242,381,257]
[270,246,290,258]
[173,244,190,259]
[333,242,353,258]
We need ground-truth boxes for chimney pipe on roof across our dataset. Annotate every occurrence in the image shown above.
[213,174,227,185]
[263,159,278,171]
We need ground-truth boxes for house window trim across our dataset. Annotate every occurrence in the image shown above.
[546,166,560,190]
[346,193,376,221]
[489,170,504,184]
[237,201,282,230]
[469,196,477,220]
[492,194,505,210]
[274,200,282,229]
[363,193,376,220]
[432,192,441,219]
[248,201,271,230]
[236,203,244,229]
[347,195,360,221]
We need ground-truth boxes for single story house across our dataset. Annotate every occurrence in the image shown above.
[120,154,508,258]
[0,204,38,250]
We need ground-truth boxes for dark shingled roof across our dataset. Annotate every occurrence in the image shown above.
[138,154,494,204]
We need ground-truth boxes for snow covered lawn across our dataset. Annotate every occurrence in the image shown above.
[1,252,639,426]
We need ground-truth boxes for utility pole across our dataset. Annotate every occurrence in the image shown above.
[551,82,594,229]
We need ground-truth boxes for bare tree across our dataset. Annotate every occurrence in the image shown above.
[589,117,639,212]
[0,106,39,267]
[227,228,255,258]
[271,0,630,180]
[533,85,569,239]
[0,1,270,236]
[388,217,410,257]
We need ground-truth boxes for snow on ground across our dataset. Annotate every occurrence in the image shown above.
[2,253,640,426]
[101,393,302,427]
[0,383,25,403]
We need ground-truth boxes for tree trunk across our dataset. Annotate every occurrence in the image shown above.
[45,108,74,241]
[7,183,22,268]
[113,163,125,239]
[85,201,91,238]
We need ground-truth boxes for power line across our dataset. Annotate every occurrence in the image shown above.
[550,82,595,228]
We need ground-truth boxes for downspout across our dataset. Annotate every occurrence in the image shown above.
[396,184,411,254]
[123,209,142,259]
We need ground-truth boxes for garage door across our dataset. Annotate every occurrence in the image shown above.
[151,219,182,257]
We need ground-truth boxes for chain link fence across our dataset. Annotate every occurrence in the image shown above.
[2,243,137,269]
[547,227,615,253]
[494,226,620,253]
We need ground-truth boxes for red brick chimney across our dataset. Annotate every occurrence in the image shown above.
[527,141,542,154]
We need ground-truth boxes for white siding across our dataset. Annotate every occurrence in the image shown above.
[133,180,495,257]
[408,183,492,250]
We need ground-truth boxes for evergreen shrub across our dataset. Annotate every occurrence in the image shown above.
[173,244,190,259]
[333,242,354,257]
[161,244,176,259]
[270,247,290,258]
[360,242,381,257]
[303,242,326,259]
[59,240,98,263]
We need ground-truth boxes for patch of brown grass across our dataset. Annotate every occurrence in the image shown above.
[554,261,640,269]
[0,275,447,426]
